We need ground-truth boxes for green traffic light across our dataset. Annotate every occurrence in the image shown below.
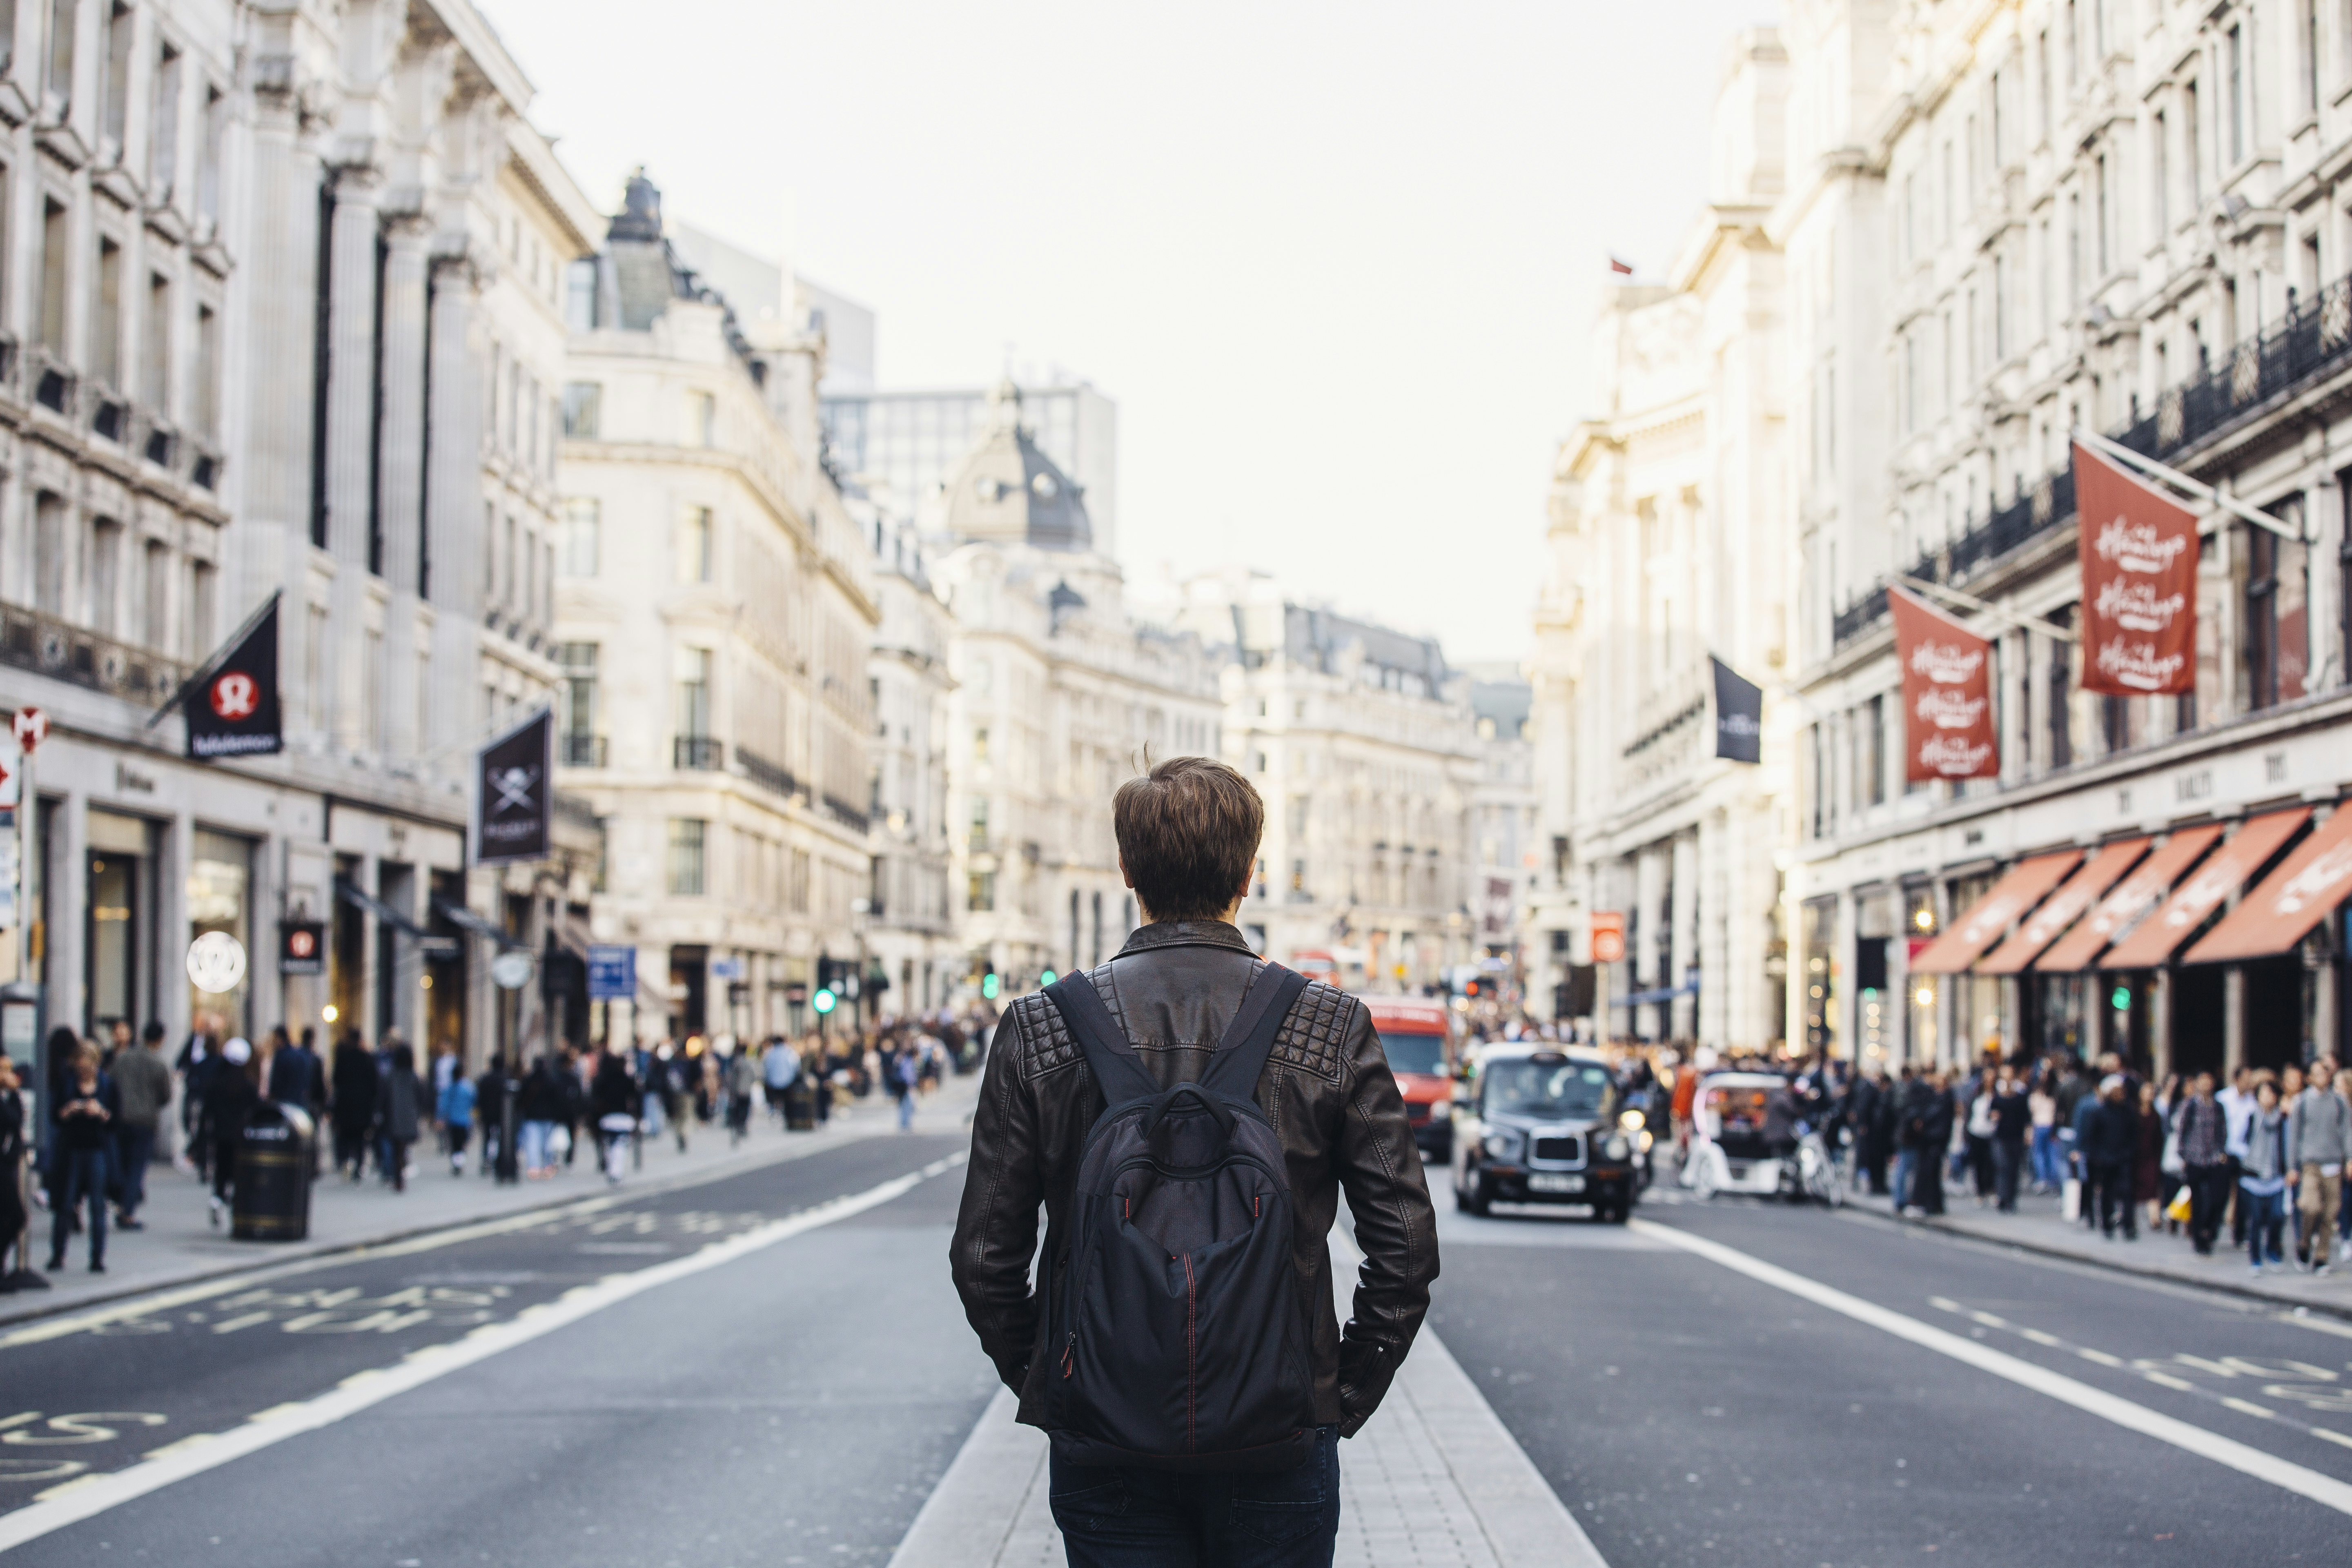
[981,973,1000,1000]
[812,987,837,1014]
[1040,969,1058,986]
[2110,986,2130,1010]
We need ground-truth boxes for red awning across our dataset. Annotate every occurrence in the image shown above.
[2098,809,2311,970]
[1976,838,2149,974]
[1909,851,2083,975]
[2034,825,2224,972]
[2183,806,2352,965]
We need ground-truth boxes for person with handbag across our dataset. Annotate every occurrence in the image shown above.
[2172,1074,2230,1256]
[2241,1080,2291,1274]
[2287,1059,2352,1276]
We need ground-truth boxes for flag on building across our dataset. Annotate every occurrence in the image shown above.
[2072,441,2198,695]
[183,595,283,759]
[1889,587,1997,780]
[1608,255,1635,275]
[1710,655,1763,762]
[472,706,552,866]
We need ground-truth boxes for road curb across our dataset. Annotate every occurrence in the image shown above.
[0,1100,959,1332]
[1840,1198,2352,1324]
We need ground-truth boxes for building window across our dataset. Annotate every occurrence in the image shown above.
[2046,608,2075,769]
[674,644,712,751]
[968,795,989,850]
[563,498,599,575]
[44,0,74,118]
[89,517,119,635]
[192,303,219,438]
[149,42,179,200]
[557,643,599,764]
[101,1,131,155]
[2229,24,2247,165]
[39,197,67,354]
[1864,693,1886,806]
[196,85,223,223]
[667,819,706,896]
[680,506,713,584]
[141,272,169,410]
[2151,110,2168,234]
[967,871,996,912]
[561,381,600,438]
[93,236,121,386]
[689,390,716,448]
[564,259,599,332]
[972,726,989,762]
[2243,521,2309,711]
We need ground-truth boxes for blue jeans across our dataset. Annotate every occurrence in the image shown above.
[519,1120,553,1173]
[2030,1127,2061,1188]
[1892,1149,1918,1210]
[49,1148,109,1267]
[114,1124,156,1216]
[2243,1185,2286,1265]
[1050,1426,1340,1568]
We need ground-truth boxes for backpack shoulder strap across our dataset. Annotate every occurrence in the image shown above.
[1200,962,1311,1103]
[1042,971,1158,1106]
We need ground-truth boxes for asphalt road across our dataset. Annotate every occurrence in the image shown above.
[0,1131,991,1568]
[1427,1186,2352,1566]
[11,1136,2352,1567]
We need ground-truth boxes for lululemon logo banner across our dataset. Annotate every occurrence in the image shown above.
[1710,656,1763,763]
[472,706,552,866]
[185,598,283,758]
[1890,586,1998,781]
[2074,441,2198,695]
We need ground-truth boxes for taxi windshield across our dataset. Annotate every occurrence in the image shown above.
[1382,1030,1447,1077]
[1483,1060,1615,1120]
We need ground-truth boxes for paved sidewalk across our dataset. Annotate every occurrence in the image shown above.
[1847,1181,2352,1318]
[4,1076,979,1328]
[889,1233,1606,1568]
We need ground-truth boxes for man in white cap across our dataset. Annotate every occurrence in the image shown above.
[204,1038,258,1227]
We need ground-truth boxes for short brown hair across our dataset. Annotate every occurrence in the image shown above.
[1114,756,1263,921]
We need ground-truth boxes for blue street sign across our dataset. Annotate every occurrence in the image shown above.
[587,944,636,1001]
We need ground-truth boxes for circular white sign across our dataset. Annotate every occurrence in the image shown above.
[491,951,537,991]
[186,931,248,994]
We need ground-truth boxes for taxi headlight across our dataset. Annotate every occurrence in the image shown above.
[1619,1109,1645,1131]
[1482,1128,1521,1161]
[1601,1134,1631,1162]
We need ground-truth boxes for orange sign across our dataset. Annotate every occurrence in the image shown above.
[2074,443,2198,695]
[1589,911,1626,964]
[1890,588,1997,781]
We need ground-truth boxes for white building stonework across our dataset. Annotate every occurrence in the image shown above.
[1530,31,1794,1055]
[1780,1,2352,1076]
[1176,570,1479,995]
[933,386,1221,998]
[1466,668,1536,992]
[0,0,599,1073]
[554,173,875,1046]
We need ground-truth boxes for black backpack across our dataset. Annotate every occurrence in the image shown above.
[1042,962,1318,1473]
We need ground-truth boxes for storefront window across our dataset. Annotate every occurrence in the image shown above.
[187,829,253,1037]
[1801,896,1835,1057]
[85,809,157,1036]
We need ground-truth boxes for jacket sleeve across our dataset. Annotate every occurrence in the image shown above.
[949,1008,1045,1394]
[1332,1004,1439,1437]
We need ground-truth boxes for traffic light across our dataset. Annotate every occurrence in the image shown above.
[1040,969,1058,986]
[981,969,1000,1000]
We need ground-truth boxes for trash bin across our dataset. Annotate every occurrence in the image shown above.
[783,1078,817,1132]
[232,1103,316,1241]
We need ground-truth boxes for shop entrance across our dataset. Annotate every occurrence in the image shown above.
[2241,955,2305,1070]
[2172,965,2226,1080]
[84,810,157,1035]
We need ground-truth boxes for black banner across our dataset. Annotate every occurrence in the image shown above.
[472,708,552,866]
[279,920,325,976]
[186,599,283,758]
[1711,655,1763,764]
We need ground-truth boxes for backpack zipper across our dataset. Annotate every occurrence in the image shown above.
[1061,1329,1076,1378]
[1182,1251,1198,1450]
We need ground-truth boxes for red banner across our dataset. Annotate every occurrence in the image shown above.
[2073,442,2198,695]
[1891,587,1997,781]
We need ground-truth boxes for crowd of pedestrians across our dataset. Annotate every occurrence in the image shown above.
[0,1005,994,1287]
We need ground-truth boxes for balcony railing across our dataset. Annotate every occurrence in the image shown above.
[1831,272,2352,652]
[560,733,606,766]
[823,793,871,834]
[0,601,187,706]
[736,744,801,799]
[673,736,724,771]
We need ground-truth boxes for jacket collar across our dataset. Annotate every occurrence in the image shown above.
[1114,919,1256,958]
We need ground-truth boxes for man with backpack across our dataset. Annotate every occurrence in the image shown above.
[951,756,1437,1566]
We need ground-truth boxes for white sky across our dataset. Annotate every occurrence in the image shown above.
[482,0,1775,667]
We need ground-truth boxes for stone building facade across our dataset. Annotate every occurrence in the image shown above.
[0,0,599,1075]
[933,385,1221,998]
[1176,570,1479,994]
[552,174,875,1047]
[1783,0,2352,1076]
[1529,30,1794,1054]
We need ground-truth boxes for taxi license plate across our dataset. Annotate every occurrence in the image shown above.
[1527,1174,1585,1194]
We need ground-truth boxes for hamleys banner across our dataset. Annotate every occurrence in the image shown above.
[1889,587,1997,781]
[2072,441,2198,695]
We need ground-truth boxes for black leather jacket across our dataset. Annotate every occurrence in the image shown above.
[949,920,1439,1438]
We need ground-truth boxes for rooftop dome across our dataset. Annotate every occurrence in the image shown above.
[940,381,1094,552]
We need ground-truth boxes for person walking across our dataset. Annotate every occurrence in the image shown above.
[1898,1069,1951,1216]
[176,1016,220,1182]
[0,1055,31,1287]
[1989,1071,2030,1213]
[2287,1062,2352,1276]
[438,1067,477,1175]
[2174,1073,2232,1256]
[329,1031,377,1181]
[108,1022,172,1232]
[590,1048,637,1184]
[2083,1075,2138,1241]
[47,1043,118,1273]
[1964,1073,1998,1207]
[724,1045,756,1145]
[204,1040,260,1228]
[378,1044,424,1193]
[2242,1080,2291,1274]
[2132,1079,2166,1234]
[517,1054,563,1178]
[951,756,1437,1566]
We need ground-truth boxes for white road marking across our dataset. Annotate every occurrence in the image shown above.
[0,1153,962,1555]
[1629,1219,2352,1518]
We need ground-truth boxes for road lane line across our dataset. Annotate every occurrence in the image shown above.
[1628,1219,2352,1519]
[0,1154,961,1555]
